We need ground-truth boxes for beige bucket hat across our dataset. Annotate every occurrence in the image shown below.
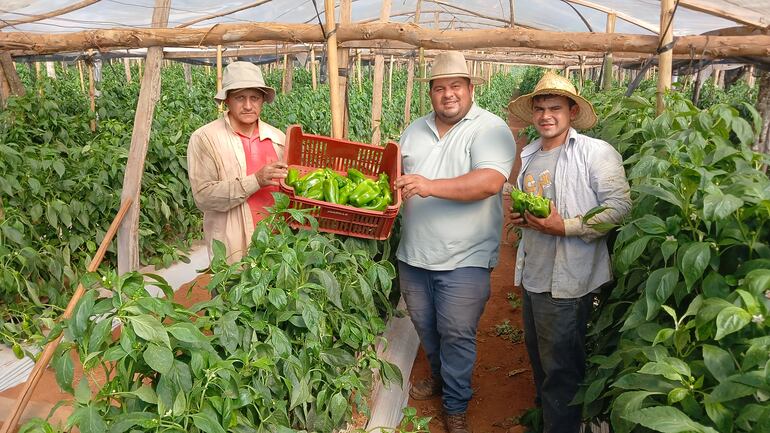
[419,51,485,85]
[214,61,276,103]
[507,72,597,130]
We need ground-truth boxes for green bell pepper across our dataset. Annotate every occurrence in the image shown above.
[510,189,551,219]
[360,194,389,211]
[347,168,368,185]
[338,182,356,205]
[285,168,299,187]
[350,180,381,206]
[303,182,324,200]
[323,177,340,204]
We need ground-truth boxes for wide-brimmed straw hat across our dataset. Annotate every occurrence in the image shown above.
[214,61,276,103]
[507,72,597,130]
[419,51,485,85]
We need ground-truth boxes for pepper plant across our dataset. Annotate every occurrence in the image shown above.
[40,194,401,433]
[575,88,770,433]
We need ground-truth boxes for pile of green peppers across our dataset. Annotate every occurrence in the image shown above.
[510,189,551,219]
[285,167,394,211]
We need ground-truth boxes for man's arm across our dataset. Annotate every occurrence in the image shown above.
[563,144,631,241]
[397,169,507,201]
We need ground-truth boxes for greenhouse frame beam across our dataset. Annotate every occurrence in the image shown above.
[563,0,659,34]
[1,22,769,57]
[677,0,769,29]
[0,0,101,29]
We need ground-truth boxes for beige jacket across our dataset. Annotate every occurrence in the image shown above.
[187,113,285,263]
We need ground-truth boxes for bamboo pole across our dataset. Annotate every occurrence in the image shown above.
[371,0,392,145]
[216,45,223,92]
[601,13,616,90]
[324,0,343,138]
[117,0,170,274]
[310,46,317,90]
[657,0,674,114]
[339,0,352,137]
[88,61,96,131]
[77,60,85,93]
[0,52,25,98]
[509,0,515,26]
[182,62,192,88]
[404,56,414,126]
[356,50,362,91]
[747,65,755,87]
[123,57,132,83]
[388,55,394,103]
[282,52,293,94]
[0,198,133,433]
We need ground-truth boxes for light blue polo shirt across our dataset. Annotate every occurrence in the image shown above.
[396,104,517,270]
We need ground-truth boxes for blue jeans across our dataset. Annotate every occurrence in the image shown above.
[399,261,490,415]
[522,290,593,433]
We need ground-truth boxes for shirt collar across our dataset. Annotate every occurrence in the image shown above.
[521,127,578,158]
[426,103,481,137]
[223,111,283,144]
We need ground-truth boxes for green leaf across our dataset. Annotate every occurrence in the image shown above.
[715,306,751,340]
[708,380,755,403]
[611,391,660,433]
[172,390,187,416]
[191,412,226,433]
[679,242,710,290]
[53,346,74,393]
[289,375,311,410]
[645,267,679,319]
[130,384,158,404]
[634,215,667,235]
[71,289,97,339]
[320,348,356,367]
[167,322,210,345]
[128,314,170,347]
[1,225,24,245]
[703,190,743,221]
[731,116,754,146]
[72,405,107,433]
[634,184,682,209]
[143,343,173,374]
[329,392,347,425]
[107,412,156,433]
[622,406,719,433]
[52,160,65,177]
[617,236,652,273]
[74,377,91,404]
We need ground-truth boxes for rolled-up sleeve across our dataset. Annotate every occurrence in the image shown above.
[187,131,261,213]
[563,144,631,241]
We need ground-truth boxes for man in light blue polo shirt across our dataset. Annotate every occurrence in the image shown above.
[395,51,516,433]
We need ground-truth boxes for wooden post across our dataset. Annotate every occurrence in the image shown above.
[137,58,143,81]
[509,0,515,27]
[339,0,352,137]
[388,55,394,103]
[282,52,293,94]
[183,62,192,88]
[310,46,317,90]
[602,12,616,90]
[88,61,96,131]
[324,0,343,138]
[404,56,414,126]
[77,60,85,93]
[45,61,56,78]
[371,0,392,145]
[418,48,426,116]
[356,50,362,91]
[216,45,223,92]
[756,70,770,156]
[117,0,171,274]
[747,65,756,88]
[124,57,132,82]
[0,52,25,103]
[657,0,674,114]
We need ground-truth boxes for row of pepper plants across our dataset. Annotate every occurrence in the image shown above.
[0,59,519,353]
[574,81,770,432]
[23,197,405,433]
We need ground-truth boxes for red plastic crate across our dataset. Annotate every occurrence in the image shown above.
[278,125,402,240]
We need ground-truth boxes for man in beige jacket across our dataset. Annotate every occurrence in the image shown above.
[187,61,287,263]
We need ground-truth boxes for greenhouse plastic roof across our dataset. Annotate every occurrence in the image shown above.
[1,0,768,36]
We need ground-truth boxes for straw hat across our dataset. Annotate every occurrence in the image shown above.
[419,51,485,85]
[507,72,597,130]
[214,61,276,103]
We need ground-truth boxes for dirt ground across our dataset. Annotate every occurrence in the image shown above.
[1,226,535,433]
[406,228,535,433]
